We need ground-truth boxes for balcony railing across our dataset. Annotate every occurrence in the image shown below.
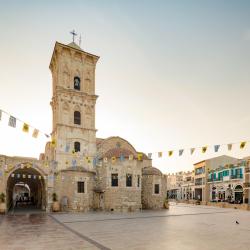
[243,183,250,188]
[230,174,243,179]
[245,167,250,173]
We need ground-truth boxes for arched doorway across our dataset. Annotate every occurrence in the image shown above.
[234,185,243,204]
[6,163,47,212]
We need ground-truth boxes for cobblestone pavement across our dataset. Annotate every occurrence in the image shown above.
[1,204,250,250]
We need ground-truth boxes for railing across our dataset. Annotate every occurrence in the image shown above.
[245,167,250,173]
[231,174,243,179]
[243,183,250,188]
[207,178,222,182]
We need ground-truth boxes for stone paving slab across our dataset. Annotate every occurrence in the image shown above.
[0,213,99,250]
[52,204,250,250]
[1,204,250,250]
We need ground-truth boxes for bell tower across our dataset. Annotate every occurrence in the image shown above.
[49,40,99,170]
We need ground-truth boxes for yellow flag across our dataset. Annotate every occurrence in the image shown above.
[240,142,246,149]
[129,154,134,161]
[32,129,39,138]
[168,151,173,157]
[22,123,29,133]
[85,156,91,163]
[202,146,207,153]
[137,153,143,161]
[51,137,56,147]
[112,156,116,163]
[72,149,76,155]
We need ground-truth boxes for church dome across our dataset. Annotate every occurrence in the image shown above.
[142,166,162,176]
[67,42,82,51]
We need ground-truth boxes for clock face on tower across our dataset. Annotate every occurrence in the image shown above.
[74,76,81,90]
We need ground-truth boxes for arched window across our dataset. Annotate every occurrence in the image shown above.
[74,111,81,125]
[74,141,80,152]
[74,76,81,90]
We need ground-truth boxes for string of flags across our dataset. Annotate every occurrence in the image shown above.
[0,109,50,139]
[0,109,250,162]
[148,141,248,159]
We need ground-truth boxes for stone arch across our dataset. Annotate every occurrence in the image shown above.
[6,163,47,212]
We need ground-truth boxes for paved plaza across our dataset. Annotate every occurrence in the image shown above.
[1,203,250,250]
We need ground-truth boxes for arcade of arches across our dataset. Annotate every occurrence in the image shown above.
[6,165,46,211]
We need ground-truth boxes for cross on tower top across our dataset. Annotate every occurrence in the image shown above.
[70,30,77,43]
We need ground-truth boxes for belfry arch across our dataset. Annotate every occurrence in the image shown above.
[6,163,47,212]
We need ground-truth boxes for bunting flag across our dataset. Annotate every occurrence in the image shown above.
[227,144,233,151]
[190,148,195,155]
[65,143,70,153]
[120,154,125,161]
[158,152,162,158]
[148,153,152,159]
[179,149,184,156]
[129,154,134,161]
[168,151,173,157]
[138,153,143,161]
[202,146,207,153]
[8,116,16,128]
[32,129,39,138]
[72,159,77,167]
[22,123,29,133]
[214,145,220,153]
[240,142,246,149]
[93,157,97,166]
[111,156,116,163]
[103,157,108,163]
[51,137,56,147]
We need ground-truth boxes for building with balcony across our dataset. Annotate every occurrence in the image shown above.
[207,162,245,203]
[193,155,239,202]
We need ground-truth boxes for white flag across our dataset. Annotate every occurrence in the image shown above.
[8,116,16,128]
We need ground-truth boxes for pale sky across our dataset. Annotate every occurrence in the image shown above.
[0,0,250,173]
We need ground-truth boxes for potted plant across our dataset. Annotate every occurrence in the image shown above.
[52,193,60,212]
[164,197,169,209]
[0,192,6,214]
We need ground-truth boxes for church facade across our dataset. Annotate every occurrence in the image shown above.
[0,41,167,213]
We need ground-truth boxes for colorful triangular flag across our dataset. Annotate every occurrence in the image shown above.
[190,148,195,155]
[227,144,232,151]
[22,123,29,133]
[168,151,173,157]
[202,146,207,153]
[120,154,125,161]
[214,145,220,153]
[179,149,184,156]
[51,137,56,147]
[158,152,162,158]
[240,142,246,149]
[8,116,16,128]
[138,153,143,161]
[129,154,134,161]
[32,129,39,138]
[111,156,116,163]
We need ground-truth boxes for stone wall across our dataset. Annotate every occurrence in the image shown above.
[142,169,167,209]
[55,169,95,212]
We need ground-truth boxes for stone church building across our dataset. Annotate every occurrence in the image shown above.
[0,41,167,212]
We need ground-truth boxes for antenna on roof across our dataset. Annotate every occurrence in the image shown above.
[79,35,82,47]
